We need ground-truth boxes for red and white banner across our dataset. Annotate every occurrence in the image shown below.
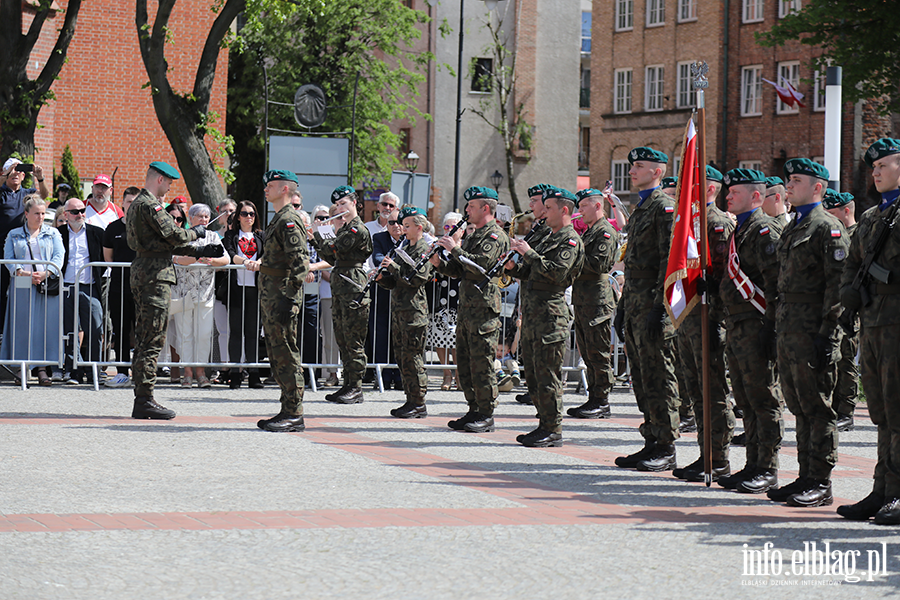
[762,76,806,109]
[726,236,766,315]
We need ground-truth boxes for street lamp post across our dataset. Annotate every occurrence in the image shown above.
[406,151,420,208]
[490,169,503,192]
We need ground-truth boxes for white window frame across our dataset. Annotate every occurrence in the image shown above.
[645,65,664,112]
[614,68,633,114]
[672,156,682,178]
[778,0,800,18]
[741,65,763,116]
[581,12,592,53]
[813,68,826,112]
[739,160,763,171]
[677,0,697,22]
[647,0,665,27]
[616,0,634,31]
[612,160,631,194]
[742,0,764,23]
[676,61,696,108]
[777,60,801,114]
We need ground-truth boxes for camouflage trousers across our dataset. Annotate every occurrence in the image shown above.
[833,327,859,416]
[777,331,838,480]
[675,345,694,421]
[391,312,427,403]
[573,304,614,402]
[623,314,680,444]
[726,318,784,470]
[859,325,900,498]
[521,308,570,434]
[455,310,500,416]
[131,281,171,398]
[677,312,734,462]
[260,282,303,416]
[332,293,370,387]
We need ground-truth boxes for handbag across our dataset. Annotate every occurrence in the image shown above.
[25,229,60,296]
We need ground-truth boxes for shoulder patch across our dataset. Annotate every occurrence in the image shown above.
[834,248,846,261]
[664,206,675,213]
[765,243,776,255]
[831,228,842,238]
[286,222,296,229]
[603,231,611,238]
[350,227,358,234]
[490,232,499,240]
[759,226,770,236]
[713,225,725,233]
[153,205,163,212]
[568,238,578,246]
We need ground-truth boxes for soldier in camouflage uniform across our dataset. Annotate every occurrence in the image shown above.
[671,166,736,483]
[127,161,218,419]
[823,189,859,433]
[714,169,785,495]
[838,138,900,525]
[256,170,309,432]
[377,206,433,418]
[613,147,681,472]
[431,186,509,433]
[312,185,373,404]
[507,187,584,447]
[567,188,619,419]
[772,158,849,508]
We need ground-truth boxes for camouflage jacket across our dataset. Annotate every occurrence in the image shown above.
[840,202,900,328]
[720,208,781,324]
[697,203,736,321]
[261,204,309,301]
[380,236,433,327]
[777,204,849,339]
[435,219,509,315]
[572,218,618,308]
[312,215,373,298]
[126,188,198,286]
[622,188,675,314]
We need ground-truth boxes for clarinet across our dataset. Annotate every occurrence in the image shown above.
[353,235,407,305]
[403,213,470,282]
[475,218,547,291]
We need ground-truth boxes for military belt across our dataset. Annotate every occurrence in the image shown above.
[334,261,363,268]
[874,283,900,295]
[259,266,287,277]
[526,281,566,293]
[780,293,822,304]
[626,269,656,279]
[725,303,758,316]
[136,252,171,259]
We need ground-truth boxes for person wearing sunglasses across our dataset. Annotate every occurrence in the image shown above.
[222,200,265,389]
[364,191,399,236]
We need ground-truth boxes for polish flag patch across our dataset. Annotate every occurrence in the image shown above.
[490,232,499,239]
[351,227,358,233]
[831,229,842,238]
[713,225,724,233]
[759,226,770,236]
[154,205,163,212]
[568,238,578,246]
[286,222,295,229]
[664,206,675,213]
[603,232,611,238]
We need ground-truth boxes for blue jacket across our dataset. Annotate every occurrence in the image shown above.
[4,223,65,277]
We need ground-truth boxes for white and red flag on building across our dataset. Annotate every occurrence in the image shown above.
[664,118,702,328]
[761,76,806,109]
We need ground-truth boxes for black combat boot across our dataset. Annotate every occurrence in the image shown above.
[462,412,495,433]
[679,415,697,433]
[635,443,676,472]
[735,468,778,494]
[331,386,364,404]
[679,460,731,482]
[615,440,657,468]
[717,464,756,490]
[567,397,611,419]
[837,490,885,521]
[515,393,532,405]
[260,412,305,432]
[835,412,854,432]
[132,396,175,420]
[448,410,478,430]
[516,427,562,447]
[390,400,427,419]
[785,479,833,507]
[766,477,810,502]
[873,498,900,525]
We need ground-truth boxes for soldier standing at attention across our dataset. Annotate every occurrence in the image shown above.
[431,186,509,433]
[613,147,681,472]
[567,188,619,419]
[763,177,792,226]
[671,166,736,483]
[378,206,433,418]
[312,185,373,405]
[823,189,859,433]
[256,170,309,432]
[771,158,848,508]
[838,138,900,525]
[127,161,216,419]
[714,169,784,494]
[506,186,584,447]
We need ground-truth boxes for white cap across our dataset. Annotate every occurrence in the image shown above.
[3,158,22,172]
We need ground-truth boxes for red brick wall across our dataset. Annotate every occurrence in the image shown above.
[25,0,228,204]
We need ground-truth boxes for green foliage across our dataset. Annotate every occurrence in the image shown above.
[757,0,900,114]
[58,145,84,200]
[228,0,432,201]
[198,111,236,185]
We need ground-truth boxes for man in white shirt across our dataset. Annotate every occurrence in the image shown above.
[364,191,399,236]
[85,174,124,230]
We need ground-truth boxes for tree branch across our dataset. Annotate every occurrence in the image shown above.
[35,0,83,98]
[193,0,245,111]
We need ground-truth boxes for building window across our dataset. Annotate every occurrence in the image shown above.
[677,62,696,108]
[612,160,631,193]
[645,65,664,112]
[470,58,493,93]
[614,68,633,114]
[813,69,826,112]
[742,0,763,23]
[581,12,592,53]
[778,0,800,18]
[580,68,591,108]
[647,0,665,26]
[677,0,697,22]
[672,155,682,177]
[616,0,634,31]
[777,61,800,114]
[741,65,762,116]
[739,160,762,171]
[579,128,591,171]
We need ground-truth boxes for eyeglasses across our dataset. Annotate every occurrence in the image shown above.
[291,203,302,209]
[765,193,777,198]
[67,208,86,215]
[314,215,328,221]
[443,224,455,230]
[171,216,185,224]
[379,202,396,208]
[388,219,399,225]
[240,211,255,217]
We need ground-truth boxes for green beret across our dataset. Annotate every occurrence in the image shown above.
[398,205,425,222]
[723,168,766,186]
[575,188,604,202]
[543,186,577,202]
[765,176,784,188]
[527,183,552,198]
[263,169,298,185]
[331,185,356,203]
[149,161,180,180]
[865,138,900,168]
[463,186,497,201]
[840,192,855,204]
[628,146,668,164]
[784,158,829,181]
[661,177,678,189]
[706,166,724,183]
[823,189,853,210]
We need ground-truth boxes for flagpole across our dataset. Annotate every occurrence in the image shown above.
[692,61,713,487]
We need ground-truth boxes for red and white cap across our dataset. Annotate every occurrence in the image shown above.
[93,174,112,187]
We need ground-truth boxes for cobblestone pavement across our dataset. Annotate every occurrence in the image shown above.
[1,373,896,599]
